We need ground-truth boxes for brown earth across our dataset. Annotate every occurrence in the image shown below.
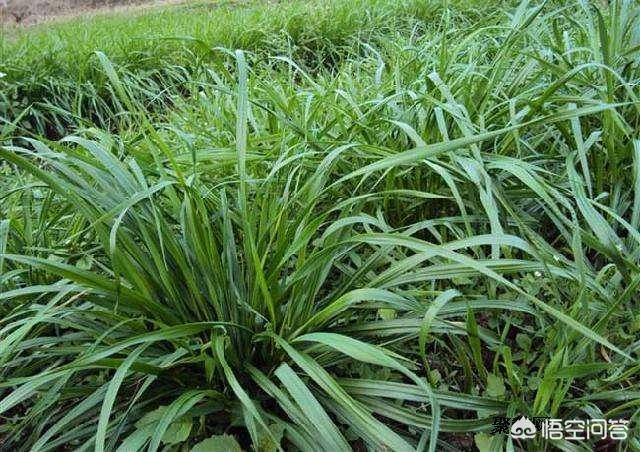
[0,0,187,25]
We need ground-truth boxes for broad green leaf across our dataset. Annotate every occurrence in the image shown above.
[485,373,506,399]
[191,435,243,452]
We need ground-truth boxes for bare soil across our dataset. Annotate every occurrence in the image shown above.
[0,0,186,25]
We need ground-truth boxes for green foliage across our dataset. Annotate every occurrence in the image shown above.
[191,434,244,452]
[1,0,639,450]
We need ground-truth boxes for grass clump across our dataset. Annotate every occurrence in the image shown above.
[1,0,640,450]
[1,0,472,138]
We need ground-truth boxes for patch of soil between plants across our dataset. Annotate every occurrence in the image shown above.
[0,0,185,25]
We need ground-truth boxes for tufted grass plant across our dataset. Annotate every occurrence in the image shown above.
[1,0,640,450]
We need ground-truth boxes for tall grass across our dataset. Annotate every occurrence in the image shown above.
[1,0,639,450]
[0,0,471,138]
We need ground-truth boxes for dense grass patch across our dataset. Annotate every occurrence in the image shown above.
[1,0,484,137]
[1,0,640,450]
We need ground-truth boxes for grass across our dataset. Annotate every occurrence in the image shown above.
[0,0,469,137]
[1,0,640,450]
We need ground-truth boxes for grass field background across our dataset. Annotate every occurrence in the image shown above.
[0,0,186,25]
[1,0,639,450]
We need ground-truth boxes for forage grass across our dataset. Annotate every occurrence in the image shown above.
[1,0,640,450]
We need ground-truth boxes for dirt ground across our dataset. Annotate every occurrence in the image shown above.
[0,0,187,25]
